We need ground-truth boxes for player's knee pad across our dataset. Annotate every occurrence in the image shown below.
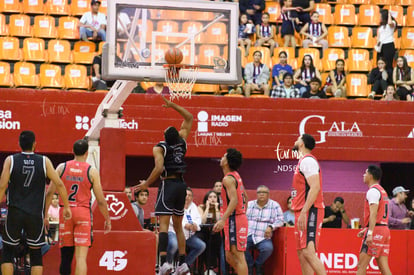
[60,246,75,275]
[29,248,43,266]
[158,232,168,253]
[2,244,14,263]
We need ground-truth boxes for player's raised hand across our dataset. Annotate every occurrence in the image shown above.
[162,96,175,108]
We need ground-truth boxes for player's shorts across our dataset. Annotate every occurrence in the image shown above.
[223,214,248,252]
[3,206,46,247]
[294,206,324,250]
[155,178,187,216]
[360,225,390,257]
[59,206,92,247]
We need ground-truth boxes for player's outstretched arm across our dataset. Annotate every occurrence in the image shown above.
[162,96,193,140]
[135,146,164,191]
[90,167,111,234]
[46,158,72,220]
[0,156,11,202]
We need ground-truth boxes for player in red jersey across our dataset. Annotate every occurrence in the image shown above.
[356,165,391,275]
[213,148,248,275]
[45,139,111,275]
[291,134,327,275]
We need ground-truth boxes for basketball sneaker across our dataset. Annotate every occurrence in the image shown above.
[159,262,173,275]
[174,263,189,275]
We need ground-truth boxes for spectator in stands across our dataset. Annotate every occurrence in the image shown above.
[302,77,326,99]
[410,198,414,230]
[92,54,116,90]
[239,0,265,25]
[322,197,350,228]
[291,0,315,32]
[197,191,221,274]
[389,186,413,229]
[270,73,300,98]
[272,51,293,87]
[300,11,328,50]
[381,85,399,101]
[244,50,270,97]
[47,193,59,223]
[376,10,397,71]
[245,185,284,275]
[167,188,206,270]
[213,181,223,207]
[283,196,295,226]
[280,0,299,50]
[323,59,346,98]
[124,187,139,217]
[393,56,414,101]
[238,14,254,57]
[79,0,107,42]
[133,189,149,228]
[146,83,170,95]
[255,12,277,56]
[368,57,393,99]
[294,54,321,95]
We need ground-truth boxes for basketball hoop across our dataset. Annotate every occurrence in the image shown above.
[163,64,199,100]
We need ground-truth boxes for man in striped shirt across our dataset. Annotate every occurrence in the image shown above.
[245,185,284,275]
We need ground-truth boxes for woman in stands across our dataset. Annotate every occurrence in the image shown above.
[393,56,414,101]
[300,11,328,50]
[323,58,346,98]
[368,57,393,99]
[238,13,254,57]
[280,0,300,50]
[381,85,399,101]
[197,191,221,274]
[272,50,293,87]
[377,9,397,71]
[293,54,321,95]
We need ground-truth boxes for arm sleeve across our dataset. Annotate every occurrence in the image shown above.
[244,64,253,84]
[80,13,88,24]
[300,157,319,178]
[270,201,285,229]
[260,65,270,84]
[366,188,381,204]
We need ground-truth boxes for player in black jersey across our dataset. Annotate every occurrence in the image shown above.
[0,130,72,275]
[135,97,193,275]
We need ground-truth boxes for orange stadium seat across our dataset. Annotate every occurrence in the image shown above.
[348,0,370,4]
[161,10,190,21]
[188,11,215,21]
[198,45,221,67]
[264,2,281,23]
[182,21,205,44]
[0,37,22,61]
[205,22,228,44]
[334,4,357,26]
[315,4,333,25]
[351,27,375,48]
[33,15,58,38]
[58,17,80,39]
[272,47,297,69]
[347,49,372,72]
[405,6,414,27]
[156,21,180,44]
[0,62,13,87]
[40,64,64,89]
[9,14,32,37]
[401,28,414,49]
[346,74,368,97]
[358,5,380,26]
[327,26,351,48]
[23,38,47,62]
[372,0,394,5]
[72,41,96,64]
[70,0,90,16]
[400,50,414,67]
[45,0,69,15]
[193,84,220,94]
[384,5,404,26]
[136,19,154,43]
[99,0,107,15]
[394,0,413,5]
[47,39,72,63]
[247,47,272,70]
[0,0,22,13]
[14,62,40,88]
[178,44,193,65]
[64,64,90,90]
[298,48,322,71]
[0,14,8,36]
[322,48,345,72]
[23,0,45,14]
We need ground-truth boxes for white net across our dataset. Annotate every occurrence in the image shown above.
[164,65,199,100]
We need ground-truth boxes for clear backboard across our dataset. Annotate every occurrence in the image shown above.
[102,0,242,85]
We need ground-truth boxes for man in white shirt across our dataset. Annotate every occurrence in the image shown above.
[79,0,107,41]
[166,187,206,274]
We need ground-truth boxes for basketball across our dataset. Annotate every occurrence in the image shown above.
[165,48,184,64]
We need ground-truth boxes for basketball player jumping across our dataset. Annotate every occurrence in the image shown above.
[45,139,111,275]
[356,165,392,275]
[0,130,72,275]
[213,148,248,275]
[291,134,327,275]
[135,96,193,275]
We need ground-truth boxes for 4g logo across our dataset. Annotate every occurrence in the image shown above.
[99,251,128,271]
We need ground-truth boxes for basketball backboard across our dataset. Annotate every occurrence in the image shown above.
[102,0,242,85]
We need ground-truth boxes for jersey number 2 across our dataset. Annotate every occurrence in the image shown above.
[22,166,35,187]
[68,184,79,202]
